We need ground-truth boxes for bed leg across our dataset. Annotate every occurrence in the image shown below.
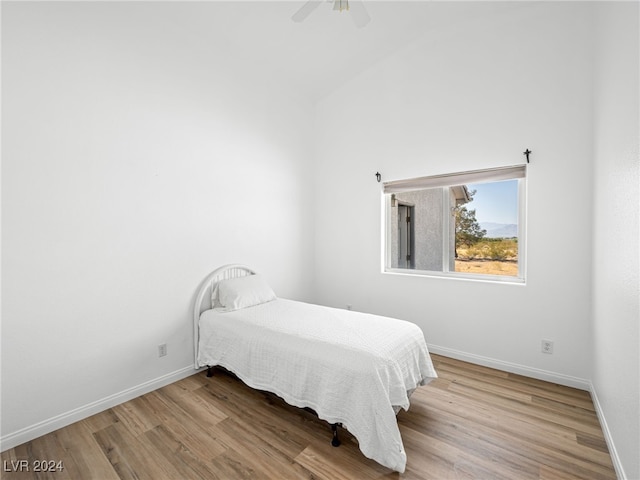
[206,366,214,377]
[331,423,341,447]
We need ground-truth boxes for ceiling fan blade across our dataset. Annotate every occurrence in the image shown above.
[349,0,371,28]
[292,0,323,23]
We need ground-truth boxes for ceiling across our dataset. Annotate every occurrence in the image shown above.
[14,1,529,102]
[198,0,453,101]
[107,0,528,102]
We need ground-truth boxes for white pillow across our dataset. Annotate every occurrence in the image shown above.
[216,274,276,311]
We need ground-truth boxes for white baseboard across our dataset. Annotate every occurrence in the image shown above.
[588,383,627,480]
[0,365,198,452]
[427,344,591,390]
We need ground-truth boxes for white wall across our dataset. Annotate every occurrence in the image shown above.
[1,2,315,445]
[314,3,595,383]
[592,3,640,479]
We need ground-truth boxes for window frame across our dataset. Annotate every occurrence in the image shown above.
[382,165,527,284]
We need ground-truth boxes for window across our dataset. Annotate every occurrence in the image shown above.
[383,165,526,282]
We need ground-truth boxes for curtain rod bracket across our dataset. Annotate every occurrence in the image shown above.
[523,149,531,163]
[375,172,381,182]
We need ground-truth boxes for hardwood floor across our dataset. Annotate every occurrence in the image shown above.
[1,355,617,479]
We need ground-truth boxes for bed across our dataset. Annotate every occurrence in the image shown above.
[193,264,437,473]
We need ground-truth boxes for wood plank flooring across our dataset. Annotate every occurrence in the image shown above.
[1,355,617,479]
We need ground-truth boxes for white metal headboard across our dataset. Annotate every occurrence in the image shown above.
[193,264,256,368]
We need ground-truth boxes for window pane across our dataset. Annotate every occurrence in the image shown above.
[454,179,519,277]
[388,189,444,271]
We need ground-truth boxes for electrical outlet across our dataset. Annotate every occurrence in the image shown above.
[541,340,554,354]
[158,343,167,357]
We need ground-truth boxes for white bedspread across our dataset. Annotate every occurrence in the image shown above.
[197,298,437,472]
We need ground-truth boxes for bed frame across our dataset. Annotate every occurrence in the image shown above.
[193,264,342,447]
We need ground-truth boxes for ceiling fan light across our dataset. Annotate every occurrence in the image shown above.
[333,0,349,13]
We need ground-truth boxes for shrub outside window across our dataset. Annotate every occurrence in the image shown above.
[383,165,526,282]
